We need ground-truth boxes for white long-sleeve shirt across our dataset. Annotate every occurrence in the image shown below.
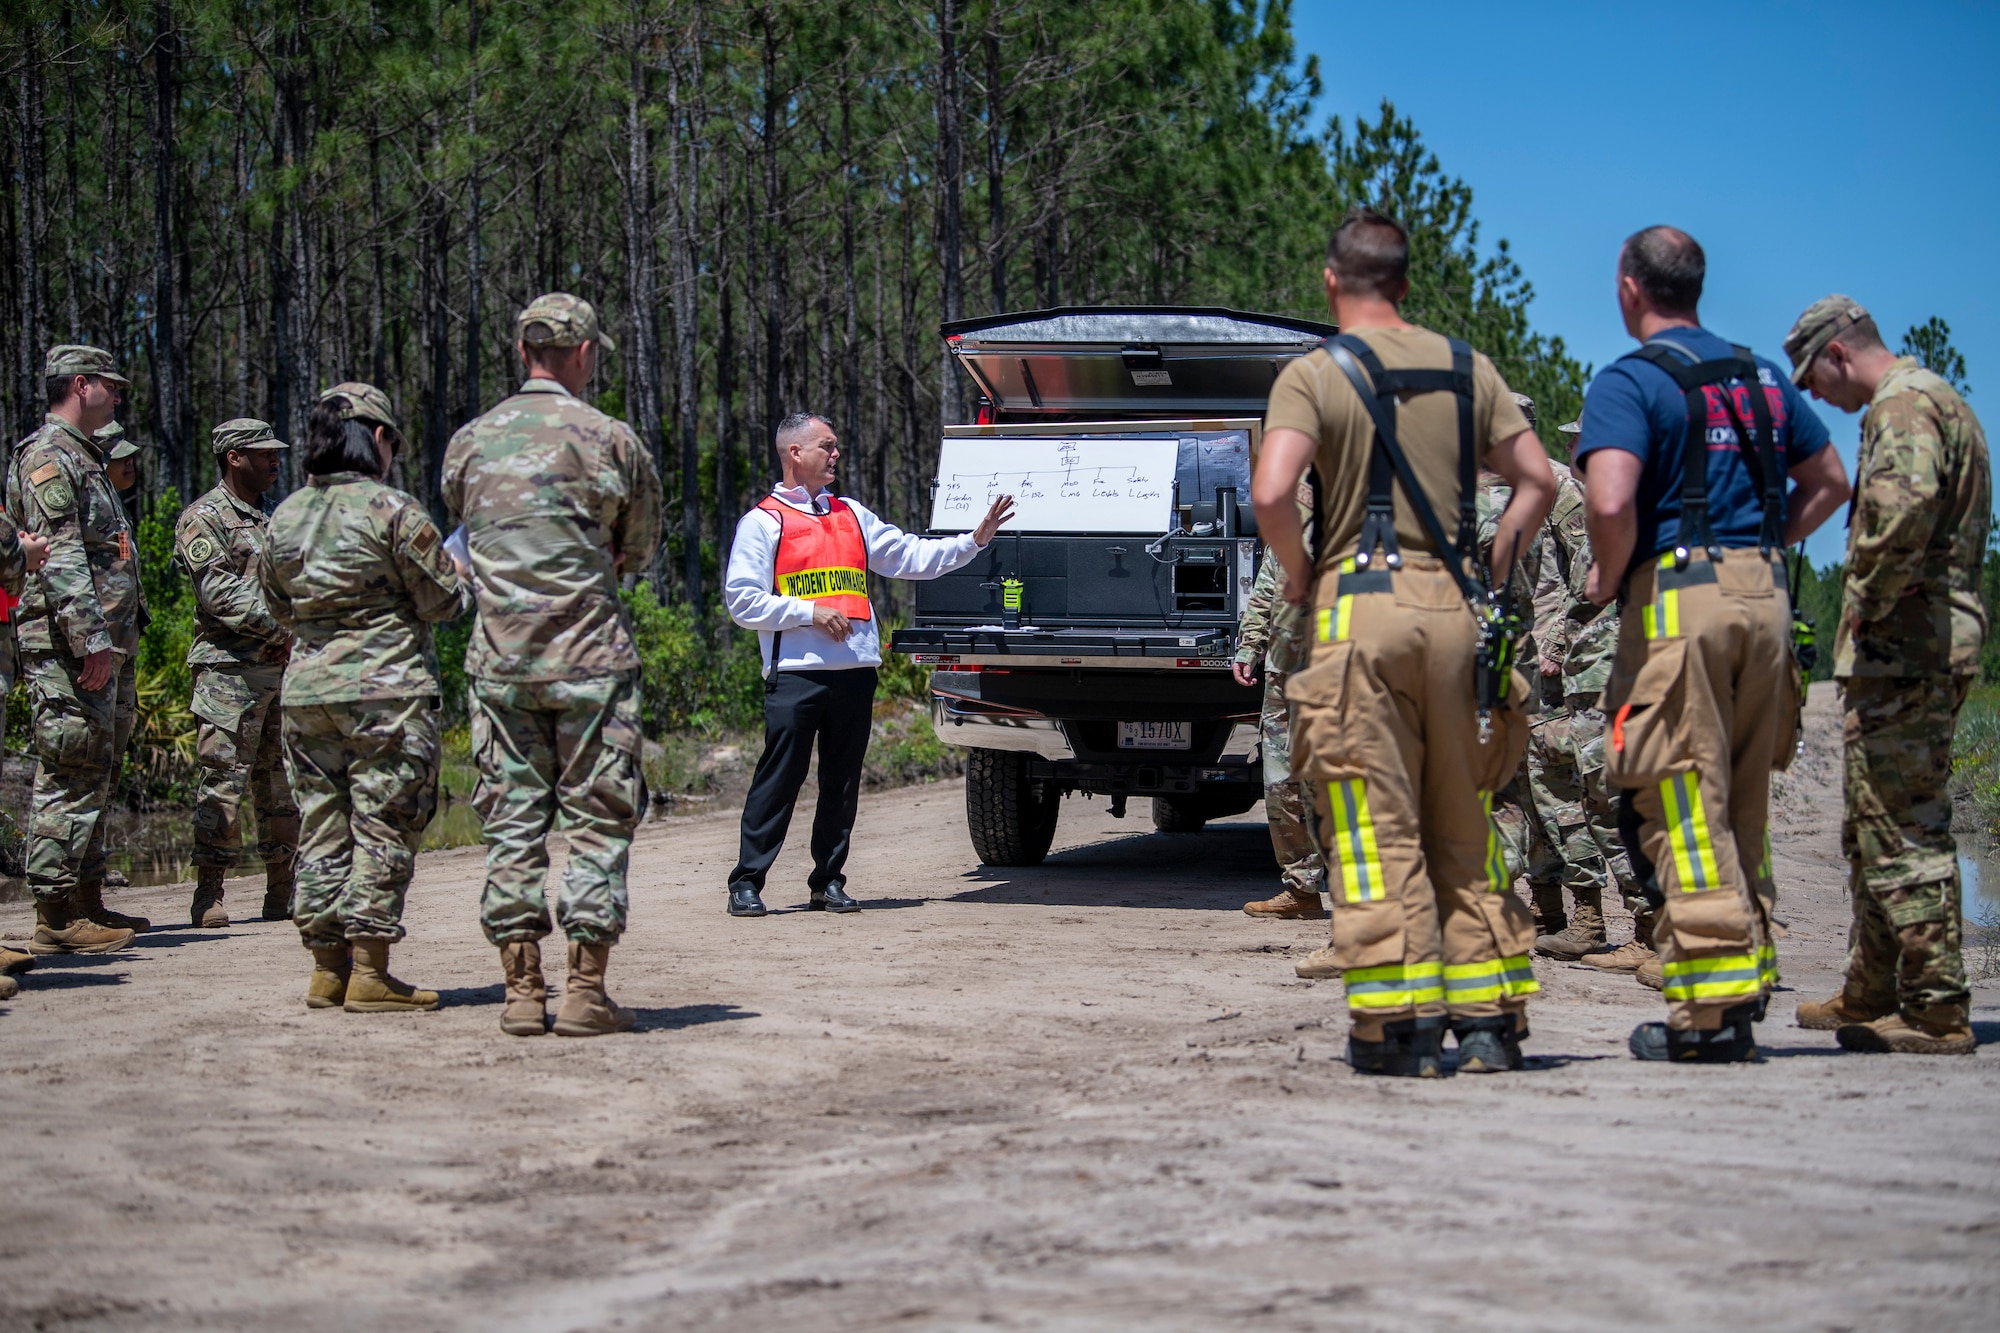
[726,484,985,672]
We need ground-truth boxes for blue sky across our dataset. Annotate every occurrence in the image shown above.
[1288,0,2000,564]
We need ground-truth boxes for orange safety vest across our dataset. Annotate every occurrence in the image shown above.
[759,495,873,621]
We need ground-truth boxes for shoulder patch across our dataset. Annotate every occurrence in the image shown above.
[184,534,219,567]
[411,523,440,556]
[36,477,74,514]
[29,461,61,486]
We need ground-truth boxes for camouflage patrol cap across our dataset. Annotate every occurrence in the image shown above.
[44,344,128,385]
[93,421,146,461]
[1784,294,1870,387]
[1557,419,1581,436]
[211,418,288,455]
[517,292,616,352]
[1511,392,1537,431]
[319,381,401,433]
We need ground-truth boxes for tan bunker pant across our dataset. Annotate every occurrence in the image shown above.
[1605,549,1797,1031]
[1286,556,1538,1041]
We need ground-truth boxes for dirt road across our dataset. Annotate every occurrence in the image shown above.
[2,683,1995,1331]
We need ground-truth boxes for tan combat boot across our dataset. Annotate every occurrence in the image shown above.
[1242,885,1326,920]
[1579,907,1657,974]
[1295,945,1340,979]
[75,878,150,933]
[261,858,296,922]
[0,943,34,975]
[190,866,229,928]
[306,944,351,1009]
[1837,1003,1977,1055]
[1796,989,1895,1031]
[343,938,439,1013]
[1635,957,1664,991]
[499,941,548,1037]
[552,941,636,1037]
[30,895,135,955]
[1535,887,1606,960]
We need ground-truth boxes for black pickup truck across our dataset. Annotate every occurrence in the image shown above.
[889,306,1333,865]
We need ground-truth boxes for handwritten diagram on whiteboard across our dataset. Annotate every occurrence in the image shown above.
[929,436,1178,533]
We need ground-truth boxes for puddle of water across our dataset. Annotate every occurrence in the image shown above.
[1959,853,2000,919]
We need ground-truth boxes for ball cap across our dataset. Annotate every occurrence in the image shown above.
[211,418,288,455]
[93,421,146,461]
[44,344,128,385]
[1784,294,1870,387]
[319,381,401,433]
[1557,419,1581,436]
[1510,391,1537,431]
[517,292,616,352]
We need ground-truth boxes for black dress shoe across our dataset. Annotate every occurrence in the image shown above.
[809,879,860,913]
[728,885,768,917]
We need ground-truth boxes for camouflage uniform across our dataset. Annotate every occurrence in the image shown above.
[176,423,298,885]
[1474,473,1545,893]
[0,487,33,878]
[257,470,469,947]
[1825,354,1989,1018]
[440,304,662,949]
[7,396,144,910]
[1234,522,1324,904]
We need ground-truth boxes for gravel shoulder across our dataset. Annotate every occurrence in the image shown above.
[1,682,1996,1331]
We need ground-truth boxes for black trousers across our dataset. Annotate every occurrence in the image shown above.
[728,667,877,894]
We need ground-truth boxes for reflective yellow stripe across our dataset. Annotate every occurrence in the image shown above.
[1480,790,1508,893]
[777,565,868,600]
[1344,960,1444,1009]
[1642,586,1680,639]
[1660,952,1763,1001]
[1326,778,1385,903]
[1757,942,1779,989]
[1443,959,1503,1004]
[1334,595,1353,641]
[1659,771,1722,893]
[1758,829,1773,883]
[1499,953,1540,997]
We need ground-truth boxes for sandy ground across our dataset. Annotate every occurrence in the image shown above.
[1,682,1995,1331]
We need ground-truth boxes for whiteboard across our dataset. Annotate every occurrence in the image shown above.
[930,436,1178,533]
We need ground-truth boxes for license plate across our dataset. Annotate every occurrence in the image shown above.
[1119,721,1191,750]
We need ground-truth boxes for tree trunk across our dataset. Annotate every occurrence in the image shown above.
[839,48,861,497]
[985,18,1005,314]
[150,0,189,499]
[668,16,704,606]
[621,30,665,580]
[462,0,483,422]
[760,5,785,481]
[714,216,737,644]
[936,0,964,425]
[12,39,47,440]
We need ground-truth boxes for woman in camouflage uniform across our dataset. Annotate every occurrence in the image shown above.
[256,387,469,1013]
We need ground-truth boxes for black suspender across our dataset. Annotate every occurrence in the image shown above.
[1627,339,1786,562]
[1319,332,1481,602]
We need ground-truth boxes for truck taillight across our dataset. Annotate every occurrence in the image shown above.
[935,664,983,673]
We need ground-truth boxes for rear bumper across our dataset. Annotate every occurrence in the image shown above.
[929,694,1261,795]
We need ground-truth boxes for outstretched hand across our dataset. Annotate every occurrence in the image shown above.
[972,494,1016,546]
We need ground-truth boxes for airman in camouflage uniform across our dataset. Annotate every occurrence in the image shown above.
[1786,295,1990,1054]
[1475,417,1545,907]
[1235,497,1325,920]
[176,419,298,928]
[9,346,147,955]
[258,383,470,1013]
[441,293,662,1039]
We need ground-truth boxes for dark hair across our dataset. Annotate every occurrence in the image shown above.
[1830,315,1886,353]
[303,396,385,477]
[1325,206,1410,299]
[46,375,75,408]
[1620,226,1705,314]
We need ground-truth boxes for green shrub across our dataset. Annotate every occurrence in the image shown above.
[622,584,764,735]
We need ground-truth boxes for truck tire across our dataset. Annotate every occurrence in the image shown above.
[1151,795,1208,833]
[965,748,1061,866]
